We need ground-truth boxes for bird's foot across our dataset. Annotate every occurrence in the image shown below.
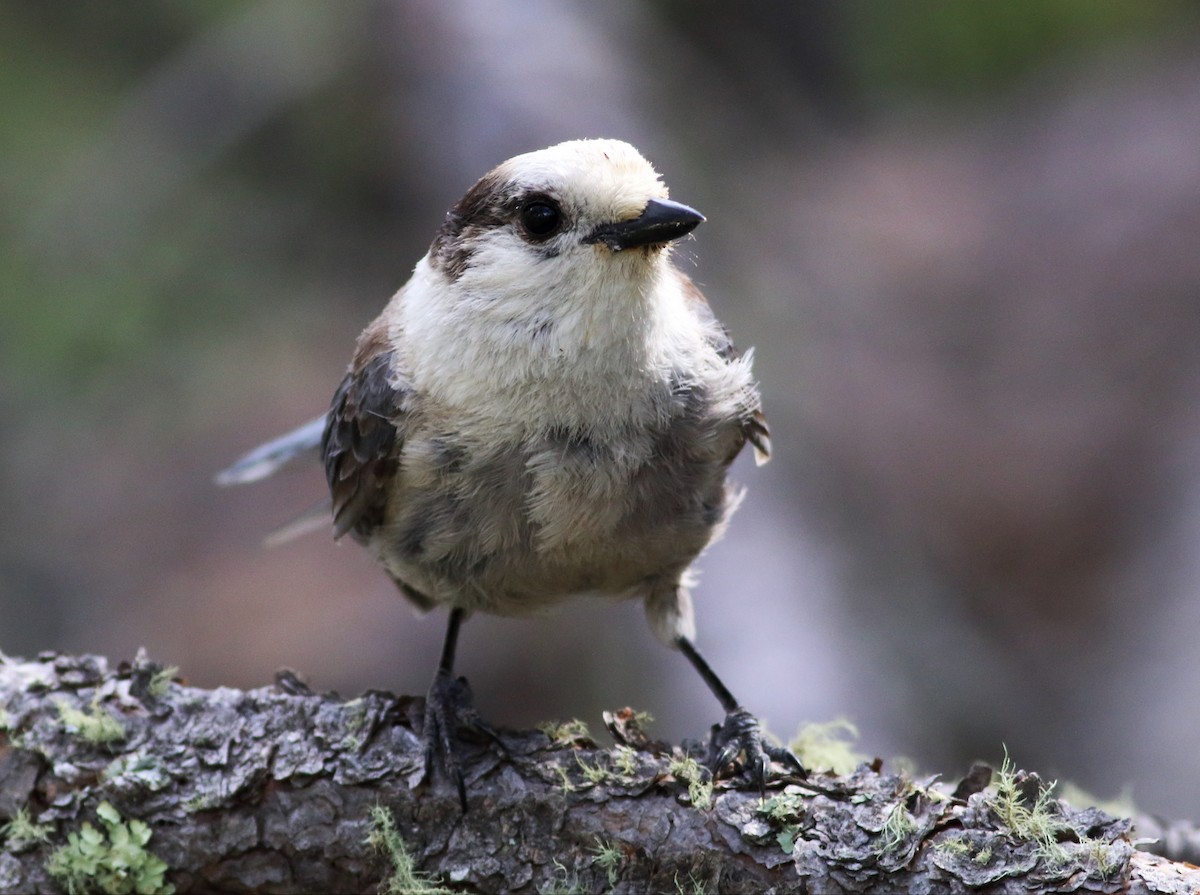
[707,707,806,792]
[421,670,502,810]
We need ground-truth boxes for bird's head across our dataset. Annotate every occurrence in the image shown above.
[428,139,704,292]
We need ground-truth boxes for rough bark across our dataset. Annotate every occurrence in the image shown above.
[0,652,1195,894]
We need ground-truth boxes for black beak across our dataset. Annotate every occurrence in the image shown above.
[585,198,705,252]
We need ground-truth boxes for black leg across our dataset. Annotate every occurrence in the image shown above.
[422,608,499,810]
[676,635,805,789]
[677,635,739,713]
[439,606,464,675]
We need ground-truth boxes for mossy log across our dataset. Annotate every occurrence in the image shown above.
[0,652,1196,894]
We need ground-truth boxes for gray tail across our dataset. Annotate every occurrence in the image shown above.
[264,499,332,547]
[214,414,327,486]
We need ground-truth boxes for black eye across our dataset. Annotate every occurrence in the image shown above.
[519,200,562,239]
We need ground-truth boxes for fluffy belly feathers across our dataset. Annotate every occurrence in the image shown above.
[371,424,731,614]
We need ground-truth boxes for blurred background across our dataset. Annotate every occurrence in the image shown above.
[3,0,1200,819]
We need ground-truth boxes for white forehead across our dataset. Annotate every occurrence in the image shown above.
[494,139,670,220]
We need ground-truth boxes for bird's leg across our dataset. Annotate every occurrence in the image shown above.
[422,607,500,810]
[676,636,805,790]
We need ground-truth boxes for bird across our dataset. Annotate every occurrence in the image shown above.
[218,138,800,805]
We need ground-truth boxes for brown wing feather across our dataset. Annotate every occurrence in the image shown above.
[322,346,407,542]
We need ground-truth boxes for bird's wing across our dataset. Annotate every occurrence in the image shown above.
[323,347,411,541]
[214,414,328,486]
[679,274,771,466]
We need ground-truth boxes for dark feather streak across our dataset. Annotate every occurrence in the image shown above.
[430,171,512,281]
[322,349,406,541]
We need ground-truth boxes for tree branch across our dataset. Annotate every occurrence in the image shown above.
[0,652,1194,894]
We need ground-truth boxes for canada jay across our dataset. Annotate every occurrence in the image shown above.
[219,138,799,803]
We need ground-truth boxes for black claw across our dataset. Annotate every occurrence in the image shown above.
[764,740,806,775]
[421,671,501,811]
[707,707,806,792]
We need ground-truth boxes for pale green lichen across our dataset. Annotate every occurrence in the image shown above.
[181,790,221,814]
[788,719,865,775]
[879,802,918,854]
[2,806,53,848]
[56,696,126,745]
[775,824,801,854]
[45,801,172,895]
[146,666,179,699]
[574,753,611,786]
[759,789,806,822]
[992,762,1124,879]
[1086,834,1122,881]
[673,870,710,895]
[935,832,1005,867]
[341,697,372,751]
[541,858,585,895]
[987,748,1070,866]
[1057,781,1137,819]
[551,762,577,793]
[668,755,713,810]
[102,754,171,792]
[934,837,971,857]
[366,804,453,895]
[629,709,655,727]
[538,718,591,746]
[589,837,623,887]
[758,787,808,853]
[611,744,639,779]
